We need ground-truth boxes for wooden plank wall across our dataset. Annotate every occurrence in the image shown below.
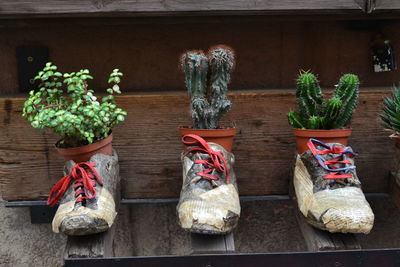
[0,19,400,95]
[0,89,395,201]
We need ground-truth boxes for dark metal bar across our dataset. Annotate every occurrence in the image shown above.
[5,200,47,207]
[64,248,400,267]
[5,193,388,208]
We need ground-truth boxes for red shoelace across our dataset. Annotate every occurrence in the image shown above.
[182,134,230,183]
[47,162,103,207]
[307,138,357,180]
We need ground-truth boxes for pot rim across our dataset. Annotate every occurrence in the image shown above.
[55,133,113,155]
[292,128,352,137]
[179,126,237,137]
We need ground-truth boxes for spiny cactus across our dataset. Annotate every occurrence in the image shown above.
[380,86,400,134]
[288,71,359,130]
[333,74,360,128]
[181,45,235,129]
[296,72,323,121]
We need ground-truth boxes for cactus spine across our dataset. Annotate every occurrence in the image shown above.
[181,45,235,129]
[288,71,359,130]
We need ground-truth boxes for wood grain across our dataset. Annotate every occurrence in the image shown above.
[0,0,365,18]
[0,89,395,201]
[64,225,116,258]
[1,19,400,96]
[295,204,361,251]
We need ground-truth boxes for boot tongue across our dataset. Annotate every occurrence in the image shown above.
[301,145,361,192]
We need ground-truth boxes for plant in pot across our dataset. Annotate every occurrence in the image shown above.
[380,86,400,178]
[22,62,127,162]
[22,62,126,235]
[176,45,240,234]
[287,71,360,153]
[380,86,400,148]
[179,45,236,152]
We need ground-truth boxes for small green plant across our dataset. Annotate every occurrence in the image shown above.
[22,62,127,147]
[288,71,359,129]
[180,45,235,129]
[380,86,400,135]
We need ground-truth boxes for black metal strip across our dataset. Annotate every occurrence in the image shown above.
[64,248,400,267]
[120,194,291,204]
[5,193,388,207]
[5,200,47,207]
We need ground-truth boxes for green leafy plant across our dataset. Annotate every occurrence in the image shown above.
[287,71,359,129]
[22,62,127,147]
[180,45,235,129]
[380,86,400,135]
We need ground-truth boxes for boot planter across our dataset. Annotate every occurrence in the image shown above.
[55,133,113,162]
[179,127,236,152]
[293,138,374,234]
[48,151,120,236]
[293,128,352,154]
[177,134,240,234]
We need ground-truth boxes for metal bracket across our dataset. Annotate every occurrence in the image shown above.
[5,201,57,224]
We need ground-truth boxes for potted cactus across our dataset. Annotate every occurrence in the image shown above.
[22,62,127,162]
[179,45,236,152]
[287,71,359,153]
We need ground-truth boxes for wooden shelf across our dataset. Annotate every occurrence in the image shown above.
[0,0,367,18]
[369,0,400,13]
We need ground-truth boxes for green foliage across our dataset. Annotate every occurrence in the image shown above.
[287,71,359,130]
[22,62,127,147]
[180,45,234,129]
[380,86,400,134]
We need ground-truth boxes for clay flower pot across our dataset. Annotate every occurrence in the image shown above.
[55,133,113,162]
[179,127,237,152]
[293,128,352,154]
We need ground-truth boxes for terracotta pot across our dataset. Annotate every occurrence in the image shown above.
[55,133,113,162]
[292,128,352,154]
[179,127,237,152]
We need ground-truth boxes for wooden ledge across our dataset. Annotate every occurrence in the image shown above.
[0,0,366,19]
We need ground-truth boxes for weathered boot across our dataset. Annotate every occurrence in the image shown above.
[48,152,120,236]
[294,138,374,234]
[177,134,240,234]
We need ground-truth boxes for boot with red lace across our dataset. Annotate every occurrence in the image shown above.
[47,152,119,235]
[177,134,240,234]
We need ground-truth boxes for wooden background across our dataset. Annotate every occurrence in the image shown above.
[0,17,399,201]
[0,18,400,94]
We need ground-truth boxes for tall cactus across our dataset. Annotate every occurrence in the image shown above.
[181,45,235,129]
[332,74,360,128]
[181,51,210,129]
[296,71,323,121]
[287,71,359,130]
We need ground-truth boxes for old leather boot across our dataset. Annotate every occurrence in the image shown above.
[48,152,119,236]
[294,138,374,234]
[177,134,240,234]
